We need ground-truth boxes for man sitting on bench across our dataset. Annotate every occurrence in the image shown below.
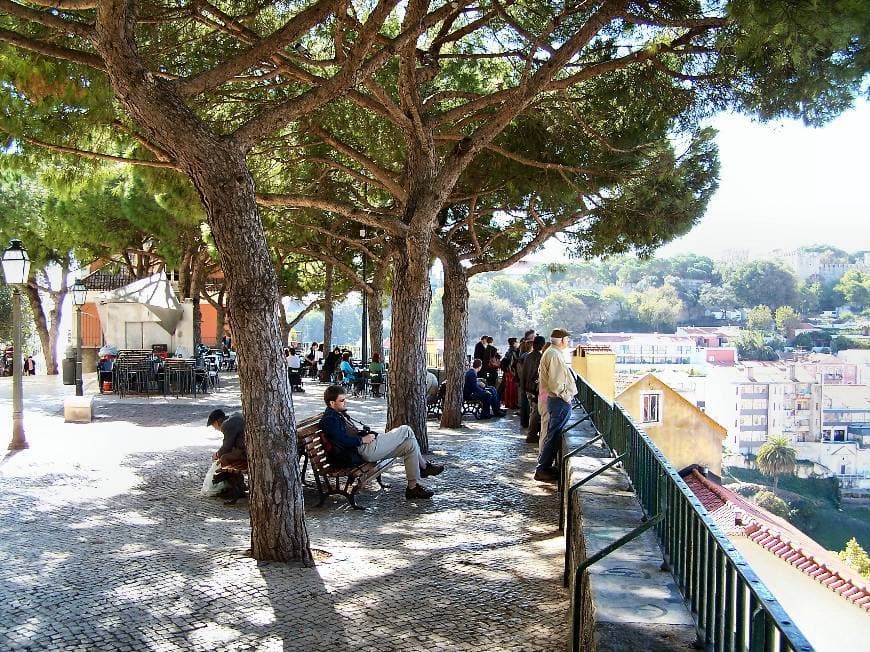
[464,359,504,418]
[319,385,444,500]
[207,409,247,499]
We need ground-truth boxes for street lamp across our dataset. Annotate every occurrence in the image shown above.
[2,240,31,450]
[359,228,368,366]
[72,279,87,396]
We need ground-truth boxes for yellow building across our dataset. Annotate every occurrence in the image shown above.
[571,345,616,402]
[616,373,726,476]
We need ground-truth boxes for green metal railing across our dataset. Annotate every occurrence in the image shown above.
[573,378,813,652]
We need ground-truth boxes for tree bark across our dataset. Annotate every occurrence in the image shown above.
[277,299,290,345]
[439,253,469,428]
[191,255,205,348]
[95,1,311,565]
[214,287,226,344]
[24,260,68,375]
[194,151,311,565]
[387,235,433,452]
[368,259,386,361]
[322,263,334,351]
[25,275,55,374]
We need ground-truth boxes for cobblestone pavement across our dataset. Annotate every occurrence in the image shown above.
[0,373,567,651]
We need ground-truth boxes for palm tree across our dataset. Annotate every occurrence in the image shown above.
[756,436,798,495]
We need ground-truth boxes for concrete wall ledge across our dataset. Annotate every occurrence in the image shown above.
[562,423,696,651]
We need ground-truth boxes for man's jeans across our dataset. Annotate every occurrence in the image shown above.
[536,396,571,472]
[358,425,425,484]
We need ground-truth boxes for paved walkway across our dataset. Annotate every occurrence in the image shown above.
[0,373,567,651]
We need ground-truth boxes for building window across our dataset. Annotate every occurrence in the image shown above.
[641,392,662,424]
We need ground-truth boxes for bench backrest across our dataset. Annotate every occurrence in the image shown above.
[297,413,330,472]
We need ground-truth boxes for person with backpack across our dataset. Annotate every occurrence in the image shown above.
[520,336,546,443]
[207,409,247,500]
[319,385,444,499]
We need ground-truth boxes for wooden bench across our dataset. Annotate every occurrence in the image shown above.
[296,413,393,510]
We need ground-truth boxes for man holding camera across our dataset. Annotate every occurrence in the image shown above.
[319,385,444,499]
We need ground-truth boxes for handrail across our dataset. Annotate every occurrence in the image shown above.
[573,377,813,652]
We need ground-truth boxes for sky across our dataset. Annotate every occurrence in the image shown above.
[659,100,870,258]
[540,100,870,262]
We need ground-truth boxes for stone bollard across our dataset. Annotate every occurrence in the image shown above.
[64,395,94,423]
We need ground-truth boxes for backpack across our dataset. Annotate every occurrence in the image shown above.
[500,350,515,373]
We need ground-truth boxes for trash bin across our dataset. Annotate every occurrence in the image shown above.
[62,356,76,385]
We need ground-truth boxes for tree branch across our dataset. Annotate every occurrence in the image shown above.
[256,194,408,236]
[2,128,180,169]
[0,26,104,70]
[177,0,340,97]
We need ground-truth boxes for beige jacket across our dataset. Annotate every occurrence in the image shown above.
[538,346,576,404]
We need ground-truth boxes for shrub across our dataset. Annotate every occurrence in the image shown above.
[753,490,790,519]
[733,483,765,498]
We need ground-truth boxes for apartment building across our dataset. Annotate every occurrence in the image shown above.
[582,332,697,365]
[705,363,820,455]
[704,362,870,488]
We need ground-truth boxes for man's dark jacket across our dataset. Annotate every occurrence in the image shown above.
[521,350,543,395]
[216,414,246,457]
[319,407,365,465]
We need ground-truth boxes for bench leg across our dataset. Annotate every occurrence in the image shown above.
[347,486,365,510]
[376,474,391,490]
[313,473,329,507]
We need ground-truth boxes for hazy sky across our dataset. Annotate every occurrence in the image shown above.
[659,100,870,258]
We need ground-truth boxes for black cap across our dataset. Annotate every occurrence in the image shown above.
[206,409,226,426]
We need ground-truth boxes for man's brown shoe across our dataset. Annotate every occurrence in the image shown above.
[405,484,434,499]
[534,468,559,483]
[421,462,444,478]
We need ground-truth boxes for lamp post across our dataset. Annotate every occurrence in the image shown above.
[72,280,87,396]
[360,228,368,365]
[2,240,31,450]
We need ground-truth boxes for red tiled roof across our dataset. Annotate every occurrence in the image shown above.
[684,470,870,612]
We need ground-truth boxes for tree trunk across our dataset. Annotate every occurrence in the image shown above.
[322,263,334,351]
[191,257,205,348]
[191,151,312,565]
[440,255,469,428]
[387,237,433,451]
[24,277,55,374]
[277,299,290,345]
[24,262,67,375]
[368,259,387,361]
[214,288,226,344]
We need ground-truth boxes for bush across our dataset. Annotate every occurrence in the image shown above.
[753,490,790,519]
[787,499,815,531]
[732,483,765,498]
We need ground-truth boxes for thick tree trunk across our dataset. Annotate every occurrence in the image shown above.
[322,263,334,351]
[440,256,469,428]
[387,237,433,451]
[192,151,312,565]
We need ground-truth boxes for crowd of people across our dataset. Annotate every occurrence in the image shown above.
[205,326,578,503]
[465,328,578,484]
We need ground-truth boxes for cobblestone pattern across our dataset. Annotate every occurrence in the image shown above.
[0,374,567,651]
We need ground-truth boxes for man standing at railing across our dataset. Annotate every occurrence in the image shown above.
[534,329,577,483]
